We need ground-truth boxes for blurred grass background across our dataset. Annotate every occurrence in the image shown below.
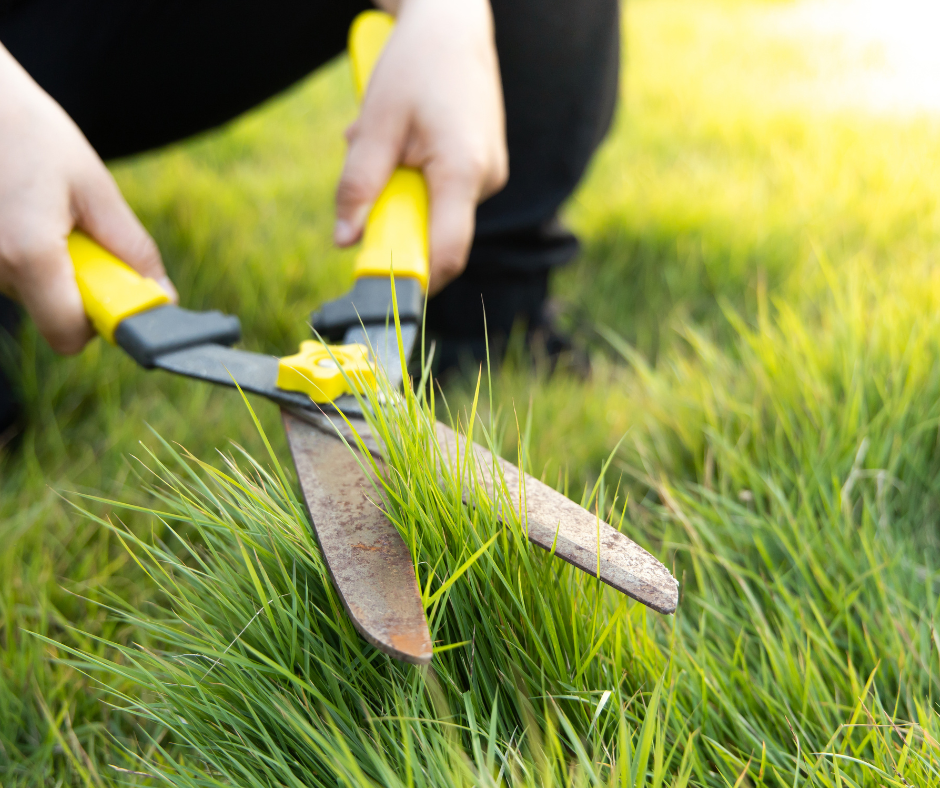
[4,0,940,783]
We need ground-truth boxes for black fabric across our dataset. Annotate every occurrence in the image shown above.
[0,0,619,387]
[0,0,29,17]
[426,266,549,339]
[0,0,372,158]
[475,0,620,254]
[0,294,21,437]
[430,0,621,355]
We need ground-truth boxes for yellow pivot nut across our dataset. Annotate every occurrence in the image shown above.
[276,341,376,404]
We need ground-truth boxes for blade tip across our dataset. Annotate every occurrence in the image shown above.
[638,572,679,614]
[387,629,434,666]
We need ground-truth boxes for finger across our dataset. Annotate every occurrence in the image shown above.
[425,164,478,296]
[14,236,94,355]
[334,110,408,247]
[480,143,509,200]
[71,169,177,302]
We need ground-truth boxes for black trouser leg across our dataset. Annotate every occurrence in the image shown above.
[0,295,22,438]
[426,0,621,346]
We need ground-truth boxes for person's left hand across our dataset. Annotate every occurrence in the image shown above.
[333,0,508,296]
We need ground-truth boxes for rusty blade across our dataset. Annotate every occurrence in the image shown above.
[299,411,678,614]
[282,410,432,664]
[436,424,679,614]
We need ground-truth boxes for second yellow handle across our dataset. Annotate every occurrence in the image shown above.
[348,11,429,291]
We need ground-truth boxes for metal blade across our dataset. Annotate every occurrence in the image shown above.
[298,412,679,615]
[282,410,432,664]
[342,321,418,393]
[436,423,679,614]
[155,344,362,415]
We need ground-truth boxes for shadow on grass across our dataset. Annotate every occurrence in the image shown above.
[555,216,798,364]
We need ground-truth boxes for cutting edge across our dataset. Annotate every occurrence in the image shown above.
[282,410,433,665]
[300,410,679,615]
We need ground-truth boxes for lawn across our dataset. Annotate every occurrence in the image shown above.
[3,0,940,784]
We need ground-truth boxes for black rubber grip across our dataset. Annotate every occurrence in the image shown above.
[114,304,242,368]
[311,276,423,341]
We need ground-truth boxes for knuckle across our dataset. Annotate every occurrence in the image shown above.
[0,242,27,276]
[41,305,92,356]
[491,151,509,190]
[0,232,62,276]
[336,173,376,210]
[83,159,120,190]
[46,331,87,356]
[465,141,493,179]
[344,119,362,143]
[469,149,491,180]
[128,233,163,275]
[71,166,116,210]
[435,254,467,283]
[454,154,487,184]
[434,144,492,190]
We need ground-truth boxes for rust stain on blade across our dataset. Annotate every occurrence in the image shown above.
[282,410,432,665]
[436,423,679,614]
[295,409,678,614]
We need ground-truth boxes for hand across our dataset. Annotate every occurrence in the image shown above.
[334,0,508,295]
[0,44,175,355]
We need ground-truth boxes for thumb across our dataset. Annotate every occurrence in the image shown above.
[71,168,177,302]
[334,114,407,247]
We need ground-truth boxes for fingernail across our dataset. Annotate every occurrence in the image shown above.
[334,219,355,246]
[157,276,179,302]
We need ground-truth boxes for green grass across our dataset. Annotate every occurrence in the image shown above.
[4,0,940,783]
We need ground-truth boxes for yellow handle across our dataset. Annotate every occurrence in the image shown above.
[348,11,430,291]
[349,10,394,101]
[68,231,170,343]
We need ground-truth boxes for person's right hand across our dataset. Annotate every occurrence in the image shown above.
[334,0,508,296]
[0,43,175,355]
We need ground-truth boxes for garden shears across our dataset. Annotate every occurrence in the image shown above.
[68,11,678,665]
